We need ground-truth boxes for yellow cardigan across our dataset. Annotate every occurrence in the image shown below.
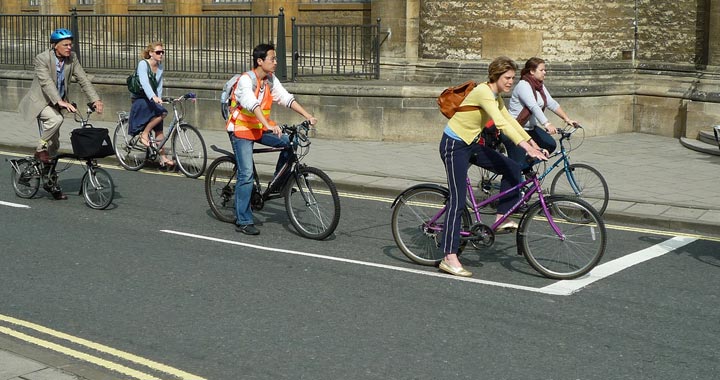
[447,82,531,146]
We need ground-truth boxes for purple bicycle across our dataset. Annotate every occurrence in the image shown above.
[390,161,607,279]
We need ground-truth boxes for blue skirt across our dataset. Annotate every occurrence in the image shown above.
[129,97,167,136]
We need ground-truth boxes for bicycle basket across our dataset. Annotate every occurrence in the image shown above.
[70,127,115,159]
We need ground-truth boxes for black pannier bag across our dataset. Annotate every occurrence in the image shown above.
[70,127,115,159]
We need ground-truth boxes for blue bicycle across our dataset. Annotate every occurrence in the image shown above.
[476,124,609,216]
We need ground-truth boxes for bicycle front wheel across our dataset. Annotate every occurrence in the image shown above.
[390,186,470,266]
[204,155,237,223]
[284,166,340,240]
[113,120,146,171]
[81,166,114,210]
[171,123,207,179]
[11,159,40,198]
[517,195,606,280]
[550,163,609,216]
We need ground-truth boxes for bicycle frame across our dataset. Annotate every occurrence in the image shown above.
[431,170,565,240]
[212,122,310,201]
[535,129,582,193]
[149,100,183,152]
[482,127,581,193]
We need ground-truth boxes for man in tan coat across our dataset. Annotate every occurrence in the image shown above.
[17,28,104,199]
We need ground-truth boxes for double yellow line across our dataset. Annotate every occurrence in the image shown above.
[0,314,205,380]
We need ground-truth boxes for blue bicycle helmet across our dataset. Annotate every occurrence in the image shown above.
[50,28,73,43]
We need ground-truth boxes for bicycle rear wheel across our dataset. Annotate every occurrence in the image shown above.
[10,159,40,198]
[284,166,340,240]
[390,186,470,266]
[204,155,237,223]
[113,120,146,171]
[475,166,500,215]
[171,123,207,179]
[517,195,606,280]
[81,166,114,210]
[550,163,609,216]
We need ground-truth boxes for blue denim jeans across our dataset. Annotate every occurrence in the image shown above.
[230,131,291,225]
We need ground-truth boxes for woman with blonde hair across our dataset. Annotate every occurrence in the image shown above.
[438,56,547,277]
[128,41,173,167]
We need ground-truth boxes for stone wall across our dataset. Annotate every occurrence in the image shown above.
[7,61,720,143]
[296,7,371,25]
[419,0,704,64]
[637,0,703,62]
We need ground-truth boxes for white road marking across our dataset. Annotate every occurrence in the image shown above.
[162,230,697,296]
[161,229,569,294]
[0,200,30,208]
[541,236,697,295]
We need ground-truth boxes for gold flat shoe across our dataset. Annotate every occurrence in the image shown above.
[439,259,472,277]
[495,220,518,234]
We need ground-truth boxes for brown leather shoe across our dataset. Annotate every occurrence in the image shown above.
[44,183,67,200]
[34,150,51,163]
[50,190,68,200]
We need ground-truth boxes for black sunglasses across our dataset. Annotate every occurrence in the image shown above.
[154,50,165,55]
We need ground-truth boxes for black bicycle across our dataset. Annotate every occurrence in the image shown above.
[204,121,341,240]
[9,103,115,209]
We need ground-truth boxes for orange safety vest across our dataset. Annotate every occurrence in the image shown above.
[226,69,276,140]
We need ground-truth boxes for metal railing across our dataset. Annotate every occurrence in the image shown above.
[0,9,286,79]
[291,17,380,80]
[0,10,381,80]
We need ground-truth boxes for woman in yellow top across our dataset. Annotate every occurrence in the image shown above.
[439,56,547,277]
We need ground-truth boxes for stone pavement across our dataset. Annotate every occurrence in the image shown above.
[1,109,719,379]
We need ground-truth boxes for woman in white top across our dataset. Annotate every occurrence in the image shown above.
[505,57,576,164]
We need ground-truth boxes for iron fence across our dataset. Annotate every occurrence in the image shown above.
[0,10,286,79]
[291,18,380,80]
[0,10,381,81]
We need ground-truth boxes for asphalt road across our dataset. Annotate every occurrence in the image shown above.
[0,152,718,380]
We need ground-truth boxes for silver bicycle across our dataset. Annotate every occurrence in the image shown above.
[113,93,207,178]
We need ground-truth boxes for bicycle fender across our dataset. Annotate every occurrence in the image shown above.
[210,144,234,158]
[390,183,449,208]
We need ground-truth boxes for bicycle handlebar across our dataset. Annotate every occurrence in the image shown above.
[281,120,314,146]
[281,119,312,134]
[161,92,197,104]
[558,123,583,140]
[71,102,97,124]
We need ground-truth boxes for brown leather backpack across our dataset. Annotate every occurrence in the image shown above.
[437,80,480,118]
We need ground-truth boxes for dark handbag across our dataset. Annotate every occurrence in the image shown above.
[126,71,142,95]
[126,60,158,96]
[70,127,115,159]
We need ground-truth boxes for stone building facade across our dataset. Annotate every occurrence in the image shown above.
[1,0,720,142]
[418,0,706,64]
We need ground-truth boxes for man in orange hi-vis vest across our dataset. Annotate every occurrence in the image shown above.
[226,43,317,236]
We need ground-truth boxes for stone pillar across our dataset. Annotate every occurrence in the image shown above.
[709,0,720,65]
[371,0,420,61]
[252,0,297,19]
[1,0,22,14]
[93,0,129,15]
[163,0,202,15]
[39,0,71,14]
[252,0,297,45]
